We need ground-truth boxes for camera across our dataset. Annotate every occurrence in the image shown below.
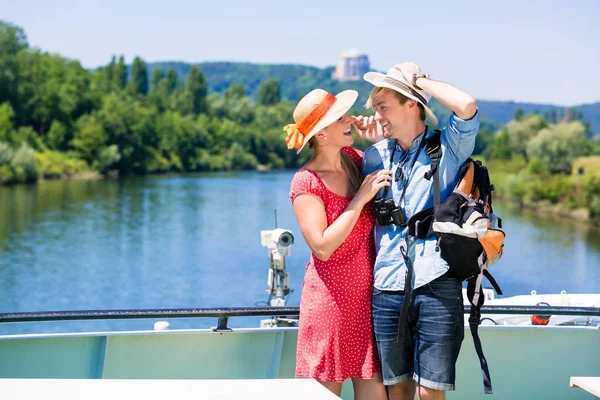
[374,198,407,227]
[261,228,294,250]
[260,228,295,307]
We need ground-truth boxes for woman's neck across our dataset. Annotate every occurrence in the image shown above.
[310,146,343,172]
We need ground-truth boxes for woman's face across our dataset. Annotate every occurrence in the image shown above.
[321,113,354,147]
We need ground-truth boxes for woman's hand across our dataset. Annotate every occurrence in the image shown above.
[352,116,385,144]
[353,169,392,206]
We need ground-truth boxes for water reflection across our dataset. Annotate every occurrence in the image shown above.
[0,172,598,334]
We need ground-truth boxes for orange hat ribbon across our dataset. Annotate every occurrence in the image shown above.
[284,93,336,150]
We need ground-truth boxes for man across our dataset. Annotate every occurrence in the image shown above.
[354,62,479,400]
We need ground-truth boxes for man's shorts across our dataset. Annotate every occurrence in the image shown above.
[371,276,464,391]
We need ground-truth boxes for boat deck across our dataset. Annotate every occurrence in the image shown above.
[1,325,599,400]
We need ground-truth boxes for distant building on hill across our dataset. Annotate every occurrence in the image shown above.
[332,49,370,81]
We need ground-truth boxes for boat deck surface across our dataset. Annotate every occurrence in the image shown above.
[0,378,339,399]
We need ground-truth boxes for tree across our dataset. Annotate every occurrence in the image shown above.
[258,79,281,106]
[490,128,512,160]
[504,114,548,162]
[180,65,208,115]
[165,69,178,94]
[473,126,495,157]
[224,83,245,100]
[11,142,37,181]
[46,120,68,150]
[72,114,107,163]
[128,56,148,95]
[513,108,524,121]
[0,102,16,143]
[0,21,28,107]
[527,121,593,174]
[151,68,164,91]
[113,55,127,90]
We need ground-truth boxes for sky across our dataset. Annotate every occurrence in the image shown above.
[2,0,599,106]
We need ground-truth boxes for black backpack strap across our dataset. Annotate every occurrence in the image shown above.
[483,270,503,295]
[467,278,494,394]
[397,238,413,343]
[397,130,442,342]
[424,129,442,207]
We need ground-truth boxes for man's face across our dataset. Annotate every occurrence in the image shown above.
[372,91,412,139]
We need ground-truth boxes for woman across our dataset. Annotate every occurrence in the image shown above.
[285,88,390,399]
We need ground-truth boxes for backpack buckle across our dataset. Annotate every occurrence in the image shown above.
[469,311,482,326]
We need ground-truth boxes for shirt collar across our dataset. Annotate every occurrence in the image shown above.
[392,126,429,153]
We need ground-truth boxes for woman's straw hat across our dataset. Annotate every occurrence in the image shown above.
[284,89,358,153]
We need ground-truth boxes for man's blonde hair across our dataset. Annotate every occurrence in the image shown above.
[365,87,425,121]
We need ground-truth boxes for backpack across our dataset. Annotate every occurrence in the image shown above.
[407,129,506,394]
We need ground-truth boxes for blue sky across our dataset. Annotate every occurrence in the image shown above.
[2,0,599,106]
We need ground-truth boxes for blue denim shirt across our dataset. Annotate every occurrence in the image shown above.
[362,111,480,291]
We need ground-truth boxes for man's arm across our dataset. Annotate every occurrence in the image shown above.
[395,62,477,120]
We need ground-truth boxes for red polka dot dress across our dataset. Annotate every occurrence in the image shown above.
[290,147,379,382]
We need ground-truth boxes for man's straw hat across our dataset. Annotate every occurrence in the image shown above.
[364,67,438,125]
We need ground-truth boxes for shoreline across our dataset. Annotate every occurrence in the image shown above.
[496,194,600,228]
[4,171,600,228]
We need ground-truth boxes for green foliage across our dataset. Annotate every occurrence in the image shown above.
[129,56,148,95]
[490,128,512,160]
[93,145,121,173]
[114,55,128,90]
[513,108,524,121]
[225,142,258,170]
[0,21,28,107]
[473,125,495,158]
[4,18,600,224]
[35,150,89,178]
[46,120,69,150]
[0,164,12,183]
[0,141,14,164]
[529,175,574,204]
[16,126,45,150]
[10,142,37,181]
[72,114,107,163]
[151,67,164,90]
[165,69,178,93]
[504,114,548,162]
[224,83,245,100]
[527,121,593,174]
[591,195,600,219]
[0,101,16,143]
[180,65,208,115]
[527,157,547,174]
[258,79,281,106]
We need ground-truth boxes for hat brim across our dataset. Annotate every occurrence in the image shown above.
[296,90,359,154]
[364,72,438,126]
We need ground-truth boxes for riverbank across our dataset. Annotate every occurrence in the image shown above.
[495,193,599,227]
[487,156,600,227]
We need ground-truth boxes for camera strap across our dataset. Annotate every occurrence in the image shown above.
[387,127,430,208]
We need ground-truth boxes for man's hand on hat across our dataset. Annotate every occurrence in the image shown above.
[351,115,385,143]
[394,62,421,88]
